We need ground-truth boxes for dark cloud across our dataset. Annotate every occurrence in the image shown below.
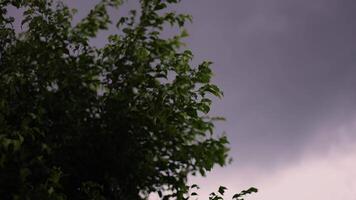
[177,0,356,168]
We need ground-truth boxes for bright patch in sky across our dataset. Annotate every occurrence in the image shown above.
[189,118,356,200]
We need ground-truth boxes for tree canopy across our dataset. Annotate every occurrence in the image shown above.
[0,0,256,199]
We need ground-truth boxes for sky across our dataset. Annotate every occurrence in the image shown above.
[175,0,356,199]
[8,0,356,199]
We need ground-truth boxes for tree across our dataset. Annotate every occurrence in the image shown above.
[0,0,256,199]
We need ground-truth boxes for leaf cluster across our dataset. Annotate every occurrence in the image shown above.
[208,186,258,200]
[0,0,231,199]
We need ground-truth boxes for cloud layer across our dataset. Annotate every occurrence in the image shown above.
[190,116,356,199]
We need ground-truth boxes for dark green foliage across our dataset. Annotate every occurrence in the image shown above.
[0,0,233,199]
[207,186,258,200]
[232,187,258,200]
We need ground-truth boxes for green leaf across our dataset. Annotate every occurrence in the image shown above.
[155,3,167,10]
[218,186,227,195]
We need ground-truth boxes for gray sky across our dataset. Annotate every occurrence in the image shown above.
[175,1,356,199]
[176,0,356,168]
[9,0,356,199]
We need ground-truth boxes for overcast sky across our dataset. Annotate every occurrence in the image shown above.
[176,1,356,199]
[10,0,356,199]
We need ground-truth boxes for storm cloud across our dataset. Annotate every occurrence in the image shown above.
[174,0,356,168]
[176,0,356,198]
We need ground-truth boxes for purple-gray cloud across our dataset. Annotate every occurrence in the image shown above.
[175,0,356,169]
[175,1,356,198]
